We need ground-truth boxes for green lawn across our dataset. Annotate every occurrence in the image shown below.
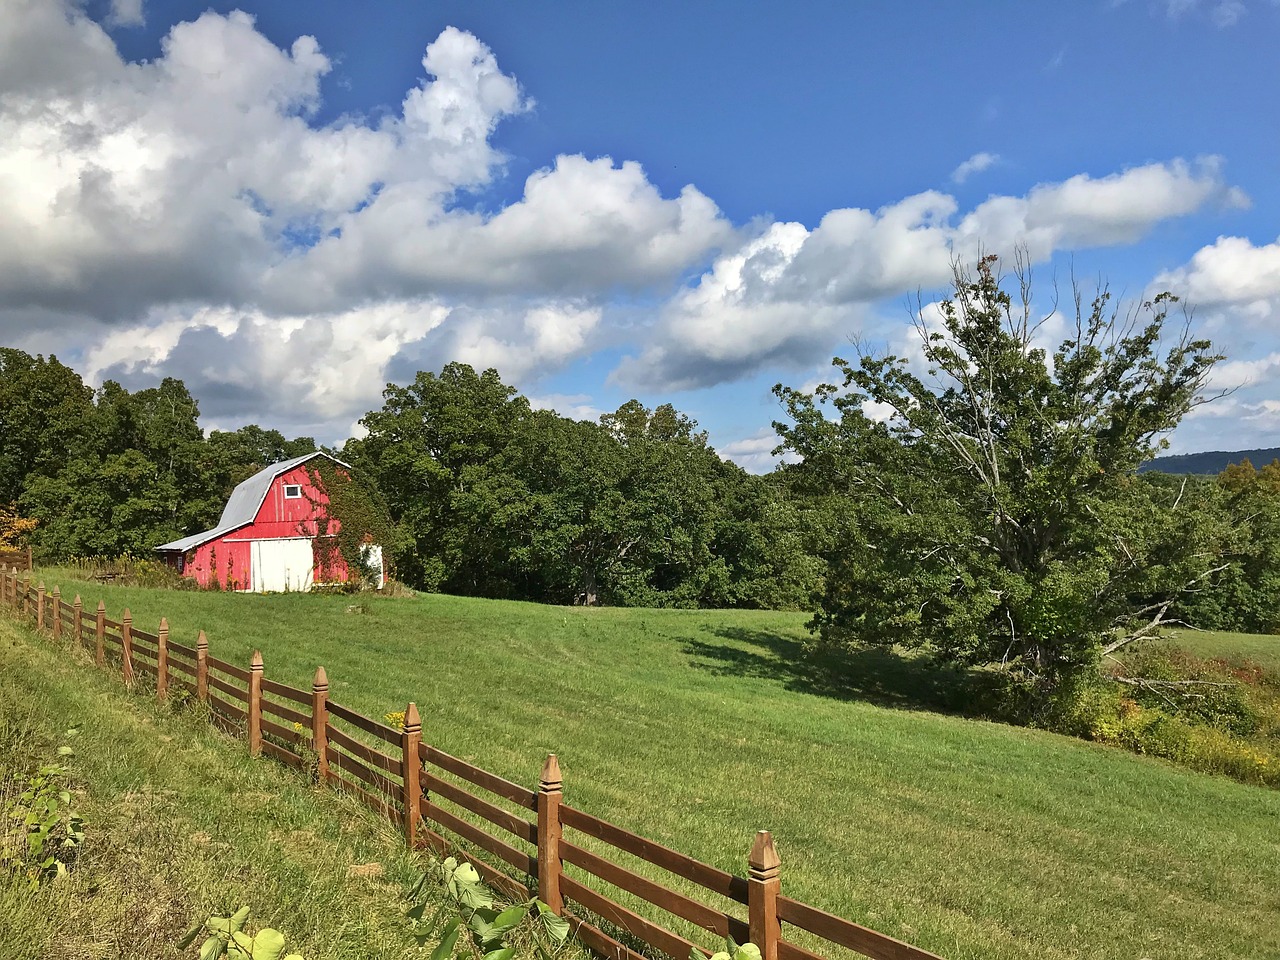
[26,570,1280,960]
[0,612,455,959]
[1162,627,1280,671]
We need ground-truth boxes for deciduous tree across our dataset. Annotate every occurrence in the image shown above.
[775,254,1225,700]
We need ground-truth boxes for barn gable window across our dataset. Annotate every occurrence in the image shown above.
[283,484,303,499]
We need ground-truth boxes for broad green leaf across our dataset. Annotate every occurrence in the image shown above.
[199,935,225,960]
[229,906,252,934]
[178,917,208,949]
[249,927,288,960]
[429,922,461,960]
[493,904,529,931]
[537,910,570,945]
[735,945,762,960]
[483,949,516,960]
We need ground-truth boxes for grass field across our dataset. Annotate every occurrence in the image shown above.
[0,611,468,959]
[24,570,1280,960]
[1163,627,1280,672]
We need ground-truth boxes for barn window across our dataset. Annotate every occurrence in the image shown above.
[283,484,302,499]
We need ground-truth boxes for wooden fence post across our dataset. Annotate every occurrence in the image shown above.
[25,545,31,572]
[748,831,781,960]
[73,595,82,647]
[21,575,30,618]
[95,601,105,667]
[121,608,134,686]
[196,631,209,702]
[311,666,329,782]
[156,617,169,702]
[537,753,564,914]
[36,581,45,631]
[50,586,61,639]
[248,650,263,757]
[401,702,423,847]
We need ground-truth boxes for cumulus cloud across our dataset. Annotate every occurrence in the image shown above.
[950,152,1000,184]
[716,428,792,474]
[1154,235,1280,315]
[0,1,730,435]
[617,159,1238,392]
[84,301,450,434]
[106,0,144,27]
[0,1,1258,449]
[268,155,730,310]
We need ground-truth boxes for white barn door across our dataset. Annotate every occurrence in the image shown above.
[250,538,315,593]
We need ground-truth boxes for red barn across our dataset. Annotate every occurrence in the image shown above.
[155,452,384,592]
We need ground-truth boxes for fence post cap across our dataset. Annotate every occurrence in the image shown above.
[96,600,106,613]
[50,585,59,596]
[748,830,780,875]
[37,581,44,591]
[250,649,263,671]
[539,753,563,791]
[122,607,131,621]
[313,665,328,689]
[196,629,208,650]
[159,616,168,632]
[403,701,421,732]
[74,594,81,605]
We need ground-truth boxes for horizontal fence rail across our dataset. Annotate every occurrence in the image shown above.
[0,566,945,960]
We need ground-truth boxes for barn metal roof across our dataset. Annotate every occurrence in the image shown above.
[154,451,350,553]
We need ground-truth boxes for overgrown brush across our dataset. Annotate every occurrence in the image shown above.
[1045,644,1280,786]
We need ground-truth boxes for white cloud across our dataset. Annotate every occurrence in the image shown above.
[0,1,1260,450]
[268,154,730,310]
[404,301,603,383]
[0,1,731,436]
[1154,235,1280,313]
[1160,0,1249,27]
[528,393,607,423]
[716,428,796,475]
[106,0,143,28]
[950,152,1000,184]
[84,300,450,434]
[617,160,1237,392]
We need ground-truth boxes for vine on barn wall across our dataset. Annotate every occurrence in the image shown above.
[303,460,396,589]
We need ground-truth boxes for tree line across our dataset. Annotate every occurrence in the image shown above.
[0,349,819,610]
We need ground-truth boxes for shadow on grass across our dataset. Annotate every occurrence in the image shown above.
[683,626,1008,717]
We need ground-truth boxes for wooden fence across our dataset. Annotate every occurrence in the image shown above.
[0,568,944,960]
[0,546,32,572]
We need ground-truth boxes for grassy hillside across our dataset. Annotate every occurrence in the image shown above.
[1164,628,1280,671]
[29,571,1280,960]
[0,612,443,959]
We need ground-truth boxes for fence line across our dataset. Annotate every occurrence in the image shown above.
[0,567,944,960]
[0,546,32,573]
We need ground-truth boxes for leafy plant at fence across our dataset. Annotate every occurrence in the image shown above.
[691,937,763,960]
[179,905,307,960]
[0,726,85,889]
[405,856,571,960]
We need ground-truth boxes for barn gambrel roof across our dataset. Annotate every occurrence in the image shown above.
[154,451,350,553]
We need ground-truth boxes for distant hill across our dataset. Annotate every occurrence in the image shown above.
[1140,448,1280,475]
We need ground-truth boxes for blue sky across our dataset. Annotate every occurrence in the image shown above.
[3,0,1278,468]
